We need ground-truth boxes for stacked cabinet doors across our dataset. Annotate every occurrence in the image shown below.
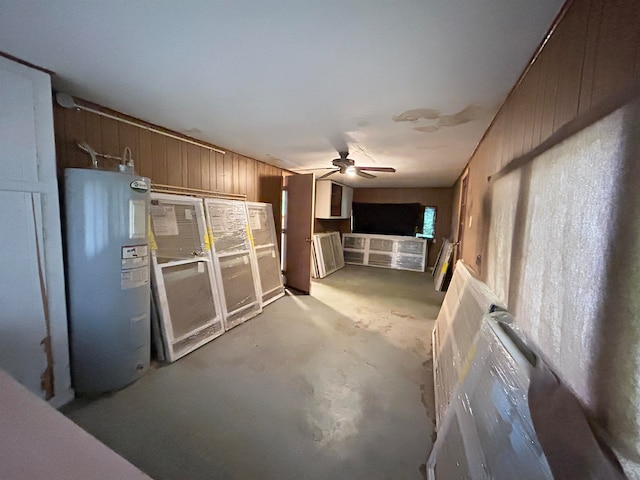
[247,202,285,305]
[204,198,262,330]
[149,194,225,362]
[150,194,279,362]
[312,232,345,278]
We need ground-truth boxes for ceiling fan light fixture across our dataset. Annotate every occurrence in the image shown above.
[346,165,356,176]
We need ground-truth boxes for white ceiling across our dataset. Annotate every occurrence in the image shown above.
[0,1,563,188]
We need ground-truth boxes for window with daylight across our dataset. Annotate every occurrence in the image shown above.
[416,206,436,239]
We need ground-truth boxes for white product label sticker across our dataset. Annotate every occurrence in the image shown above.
[150,205,179,236]
[129,200,147,239]
[249,211,262,231]
[272,250,276,258]
[211,214,226,234]
[184,209,193,221]
[243,256,249,264]
[121,265,149,289]
[197,262,205,273]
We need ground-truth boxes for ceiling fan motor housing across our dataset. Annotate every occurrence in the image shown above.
[332,157,355,168]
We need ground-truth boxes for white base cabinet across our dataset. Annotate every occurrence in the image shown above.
[342,233,427,272]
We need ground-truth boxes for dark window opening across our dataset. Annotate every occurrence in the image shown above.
[352,202,422,237]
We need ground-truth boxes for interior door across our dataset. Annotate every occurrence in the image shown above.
[0,56,72,404]
[284,174,315,293]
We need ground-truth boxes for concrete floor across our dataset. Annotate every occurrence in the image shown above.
[63,265,444,480]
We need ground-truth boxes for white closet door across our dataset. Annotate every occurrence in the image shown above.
[0,56,72,405]
[0,192,49,394]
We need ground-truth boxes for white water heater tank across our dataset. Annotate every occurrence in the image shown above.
[64,168,151,395]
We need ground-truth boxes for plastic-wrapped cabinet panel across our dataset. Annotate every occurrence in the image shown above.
[255,247,283,302]
[344,251,365,264]
[312,232,344,278]
[344,235,365,250]
[370,238,394,252]
[398,239,425,255]
[218,253,261,329]
[330,232,345,269]
[159,261,223,359]
[319,235,337,271]
[428,318,552,479]
[434,240,454,291]
[247,204,272,247]
[206,201,253,254]
[163,262,218,338]
[247,202,284,306]
[151,201,204,262]
[342,233,426,272]
[149,193,225,362]
[395,255,425,271]
[432,261,504,427]
[205,198,262,330]
[368,253,393,268]
[432,416,471,479]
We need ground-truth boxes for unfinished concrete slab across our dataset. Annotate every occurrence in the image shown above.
[64,265,444,480]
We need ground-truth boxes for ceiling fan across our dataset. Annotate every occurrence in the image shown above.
[319,151,396,179]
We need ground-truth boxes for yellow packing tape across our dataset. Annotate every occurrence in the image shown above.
[205,227,213,251]
[148,214,158,251]
[246,224,255,249]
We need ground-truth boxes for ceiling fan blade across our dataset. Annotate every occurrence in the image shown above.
[356,169,376,179]
[319,169,339,179]
[358,166,396,173]
[294,167,337,171]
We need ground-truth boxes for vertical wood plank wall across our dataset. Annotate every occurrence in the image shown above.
[455,0,640,277]
[53,101,287,244]
[353,188,453,267]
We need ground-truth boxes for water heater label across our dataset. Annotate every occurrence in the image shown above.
[122,256,148,269]
[121,265,149,289]
[130,179,149,192]
[122,245,149,259]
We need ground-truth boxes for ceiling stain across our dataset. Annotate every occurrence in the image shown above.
[413,125,440,133]
[396,104,488,134]
[392,108,440,122]
[438,105,486,127]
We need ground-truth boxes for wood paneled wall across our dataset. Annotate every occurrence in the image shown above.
[53,101,287,243]
[353,187,453,267]
[456,0,640,276]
